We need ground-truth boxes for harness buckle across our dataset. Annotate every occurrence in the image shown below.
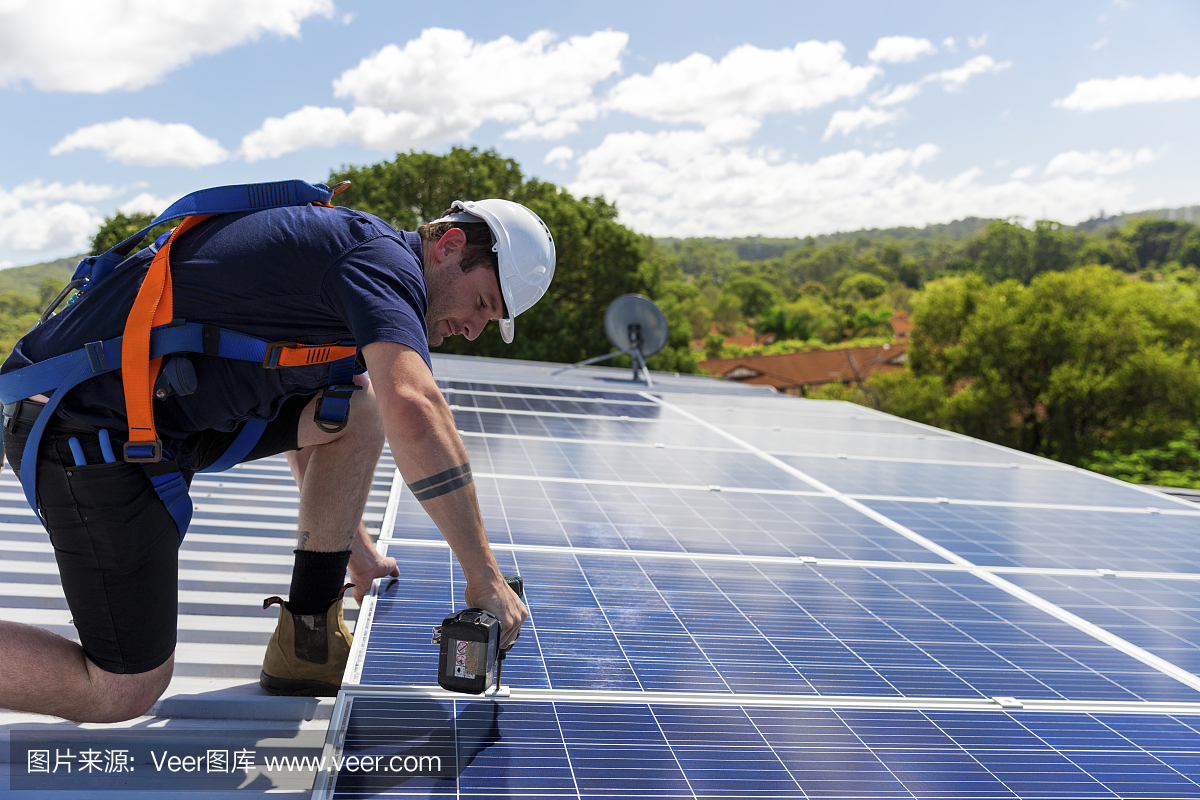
[314,384,363,434]
[84,340,109,373]
[262,341,295,369]
[123,439,162,463]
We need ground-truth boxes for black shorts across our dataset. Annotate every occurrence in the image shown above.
[2,393,317,674]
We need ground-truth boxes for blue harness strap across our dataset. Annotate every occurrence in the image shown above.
[143,460,193,539]
[75,180,337,287]
[198,418,268,475]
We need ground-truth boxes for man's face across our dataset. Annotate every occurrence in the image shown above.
[424,228,506,347]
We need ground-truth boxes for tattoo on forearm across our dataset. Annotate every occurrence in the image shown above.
[298,530,310,549]
[407,463,473,501]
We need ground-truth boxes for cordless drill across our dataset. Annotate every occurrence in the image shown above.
[431,575,523,694]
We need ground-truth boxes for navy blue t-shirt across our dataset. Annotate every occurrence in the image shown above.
[3,205,430,467]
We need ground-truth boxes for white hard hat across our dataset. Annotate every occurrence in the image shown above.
[434,199,555,343]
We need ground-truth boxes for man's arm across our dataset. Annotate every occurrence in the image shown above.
[361,341,527,648]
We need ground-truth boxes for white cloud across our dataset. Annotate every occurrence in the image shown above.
[0,188,103,254]
[1092,37,1110,51]
[969,34,989,50]
[840,54,1009,134]
[931,54,1010,89]
[241,105,448,161]
[51,118,229,167]
[868,36,936,64]
[873,83,922,106]
[10,180,120,203]
[242,28,626,159]
[1055,73,1200,111]
[0,260,13,270]
[606,40,879,124]
[503,103,599,141]
[570,128,1135,238]
[942,37,957,52]
[544,146,575,168]
[0,0,333,92]
[1044,148,1158,176]
[118,193,172,216]
[824,106,899,139]
[1010,166,1036,180]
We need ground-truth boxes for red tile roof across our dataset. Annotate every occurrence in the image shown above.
[699,342,908,393]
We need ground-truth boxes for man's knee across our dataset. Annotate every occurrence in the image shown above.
[87,655,174,723]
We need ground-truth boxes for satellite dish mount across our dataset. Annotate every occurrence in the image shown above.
[552,294,669,386]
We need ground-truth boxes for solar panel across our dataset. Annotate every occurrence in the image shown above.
[864,502,1200,572]
[390,476,940,561]
[316,697,1200,799]
[314,358,1200,799]
[775,454,1185,509]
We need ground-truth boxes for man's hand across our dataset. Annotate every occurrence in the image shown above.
[347,524,399,606]
[465,575,528,650]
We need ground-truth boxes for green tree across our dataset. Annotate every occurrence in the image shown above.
[973,220,1034,284]
[906,267,1200,463]
[847,305,894,338]
[89,212,174,257]
[1121,218,1193,270]
[1084,430,1200,489]
[712,293,743,335]
[702,333,726,360]
[0,289,42,362]
[723,274,784,319]
[1031,220,1075,275]
[837,272,889,300]
[753,297,837,343]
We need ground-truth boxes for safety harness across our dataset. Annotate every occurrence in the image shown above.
[0,179,360,540]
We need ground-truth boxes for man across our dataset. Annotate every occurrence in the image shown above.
[0,195,553,721]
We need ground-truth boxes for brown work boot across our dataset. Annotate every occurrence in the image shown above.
[259,585,353,697]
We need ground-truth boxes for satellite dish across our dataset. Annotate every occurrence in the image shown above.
[605,294,669,358]
[552,294,669,385]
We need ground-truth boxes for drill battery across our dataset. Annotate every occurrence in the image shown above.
[434,609,501,694]
[432,575,524,695]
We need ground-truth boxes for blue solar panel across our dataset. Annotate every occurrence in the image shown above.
[462,435,809,491]
[438,379,649,402]
[448,391,662,417]
[390,476,944,561]
[668,402,947,437]
[355,545,1200,703]
[864,501,1200,571]
[1001,574,1200,676]
[330,365,1200,798]
[720,423,1048,465]
[775,454,1184,509]
[452,410,727,448]
[325,697,1200,799]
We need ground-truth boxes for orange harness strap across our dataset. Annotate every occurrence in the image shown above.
[120,213,361,462]
[121,215,210,461]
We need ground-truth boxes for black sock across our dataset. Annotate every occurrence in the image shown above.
[288,550,352,614]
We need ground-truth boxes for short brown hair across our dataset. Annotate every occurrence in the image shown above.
[416,209,498,275]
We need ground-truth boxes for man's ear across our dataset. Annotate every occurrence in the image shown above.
[433,227,467,265]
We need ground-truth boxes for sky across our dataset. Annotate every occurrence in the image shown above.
[2,0,1199,268]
